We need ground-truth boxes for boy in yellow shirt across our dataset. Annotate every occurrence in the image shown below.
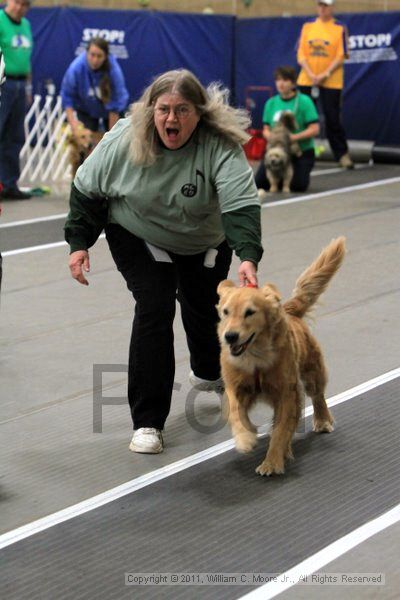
[297,0,353,168]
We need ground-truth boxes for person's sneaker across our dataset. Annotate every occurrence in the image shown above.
[257,188,268,201]
[338,153,354,169]
[1,187,32,200]
[189,370,224,394]
[129,428,163,454]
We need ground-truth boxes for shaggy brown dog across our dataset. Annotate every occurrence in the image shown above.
[68,124,103,177]
[217,237,346,476]
[264,112,302,193]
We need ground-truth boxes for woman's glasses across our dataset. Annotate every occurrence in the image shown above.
[154,105,193,119]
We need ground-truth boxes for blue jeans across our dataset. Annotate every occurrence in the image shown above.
[0,79,27,188]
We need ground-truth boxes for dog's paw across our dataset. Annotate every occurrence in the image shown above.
[235,432,257,454]
[282,186,290,193]
[255,458,285,476]
[270,186,278,194]
[285,445,294,460]
[313,418,334,433]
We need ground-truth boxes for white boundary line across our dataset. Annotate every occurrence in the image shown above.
[240,503,400,600]
[262,175,400,208]
[311,164,372,177]
[2,234,106,257]
[0,367,399,551]
[311,167,345,177]
[3,241,68,256]
[0,213,67,229]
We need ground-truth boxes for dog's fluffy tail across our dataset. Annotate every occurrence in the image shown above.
[283,237,346,318]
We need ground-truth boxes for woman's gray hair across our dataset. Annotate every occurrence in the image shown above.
[129,69,251,166]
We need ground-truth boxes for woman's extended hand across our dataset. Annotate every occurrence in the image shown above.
[69,250,90,286]
[238,260,258,288]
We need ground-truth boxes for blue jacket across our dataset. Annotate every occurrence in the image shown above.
[60,51,129,118]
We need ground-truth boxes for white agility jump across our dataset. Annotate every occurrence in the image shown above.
[20,94,71,183]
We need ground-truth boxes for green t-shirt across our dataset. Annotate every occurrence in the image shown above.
[74,118,260,255]
[262,92,318,152]
[0,10,32,76]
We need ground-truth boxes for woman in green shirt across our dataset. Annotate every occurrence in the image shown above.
[255,66,320,193]
[0,0,33,200]
[65,69,263,454]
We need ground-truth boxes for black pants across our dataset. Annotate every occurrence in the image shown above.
[255,148,315,192]
[105,223,232,430]
[76,109,126,132]
[76,110,107,132]
[0,79,26,188]
[299,86,349,161]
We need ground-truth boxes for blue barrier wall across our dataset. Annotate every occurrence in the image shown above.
[28,8,234,101]
[235,12,400,144]
[26,8,400,144]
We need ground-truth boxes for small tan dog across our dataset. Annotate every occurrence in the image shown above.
[264,113,302,193]
[68,123,103,177]
[217,237,346,476]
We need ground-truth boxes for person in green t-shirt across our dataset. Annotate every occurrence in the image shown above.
[0,46,5,290]
[0,0,33,200]
[65,69,263,454]
[255,66,320,194]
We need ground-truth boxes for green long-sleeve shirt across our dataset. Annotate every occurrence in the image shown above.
[65,118,263,264]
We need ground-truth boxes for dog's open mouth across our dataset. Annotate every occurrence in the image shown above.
[230,333,255,356]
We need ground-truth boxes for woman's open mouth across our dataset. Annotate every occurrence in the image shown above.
[166,128,179,141]
[230,333,255,357]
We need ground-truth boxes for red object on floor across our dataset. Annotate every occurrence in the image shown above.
[243,129,266,161]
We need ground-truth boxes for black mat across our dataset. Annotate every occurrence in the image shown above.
[259,162,400,202]
[0,218,66,253]
[1,377,399,600]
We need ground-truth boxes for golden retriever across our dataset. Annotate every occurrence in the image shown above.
[68,124,103,177]
[217,237,346,476]
[264,112,302,193]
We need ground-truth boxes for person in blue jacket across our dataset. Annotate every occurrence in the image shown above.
[61,37,129,137]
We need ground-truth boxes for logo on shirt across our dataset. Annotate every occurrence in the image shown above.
[11,35,31,49]
[88,85,102,101]
[308,39,330,58]
[273,109,294,123]
[181,169,205,197]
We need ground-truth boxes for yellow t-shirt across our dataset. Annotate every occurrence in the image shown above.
[297,18,349,89]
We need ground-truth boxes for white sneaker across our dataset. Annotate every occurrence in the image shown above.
[129,428,163,454]
[257,188,268,201]
[338,153,354,169]
[189,370,224,394]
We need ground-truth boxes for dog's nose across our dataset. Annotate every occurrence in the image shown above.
[225,331,239,345]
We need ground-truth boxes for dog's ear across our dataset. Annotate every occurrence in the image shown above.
[261,283,282,307]
[261,283,284,332]
[217,280,235,297]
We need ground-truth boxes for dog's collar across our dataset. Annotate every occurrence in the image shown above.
[246,283,258,288]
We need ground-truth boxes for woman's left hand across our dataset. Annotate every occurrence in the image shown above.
[238,260,258,288]
[313,73,328,85]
